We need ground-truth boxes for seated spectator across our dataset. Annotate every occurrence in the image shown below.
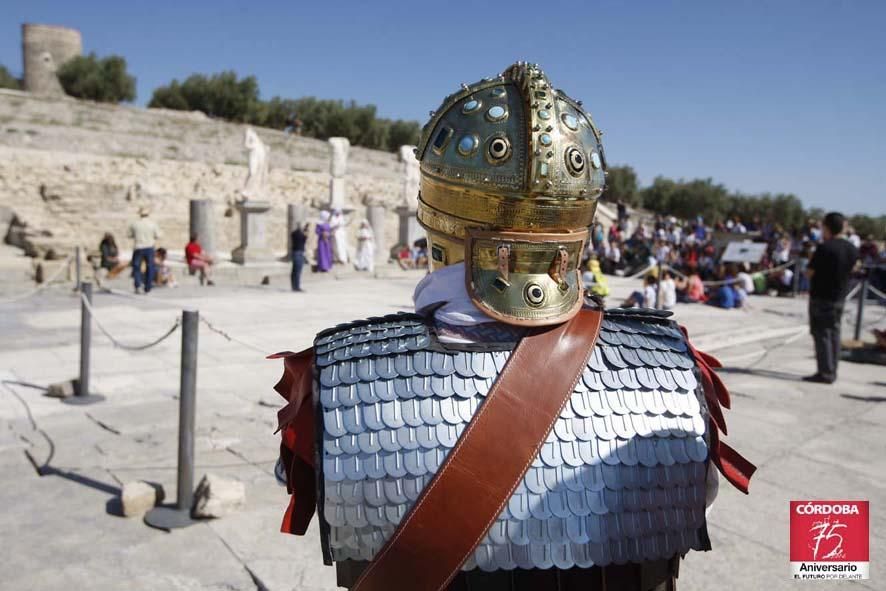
[602,241,622,274]
[752,271,767,294]
[707,275,737,309]
[413,246,428,269]
[96,232,130,279]
[154,248,177,288]
[185,233,215,286]
[621,275,658,309]
[736,264,755,295]
[99,233,120,271]
[659,270,677,310]
[686,271,706,302]
[582,257,610,298]
[734,283,749,309]
[396,245,415,270]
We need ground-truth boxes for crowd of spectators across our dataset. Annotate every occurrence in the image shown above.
[589,206,883,310]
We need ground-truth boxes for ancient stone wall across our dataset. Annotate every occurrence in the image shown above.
[21,24,82,96]
[0,90,404,258]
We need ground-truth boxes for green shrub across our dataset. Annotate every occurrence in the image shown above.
[148,72,421,152]
[57,53,136,103]
[149,71,259,122]
[0,65,21,90]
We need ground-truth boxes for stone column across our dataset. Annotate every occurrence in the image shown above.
[397,206,423,248]
[231,200,273,264]
[396,145,422,248]
[328,137,350,209]
[286,203,308,261]
[399,145,420,210]
[366,204,387,263]
[189,199,216,258]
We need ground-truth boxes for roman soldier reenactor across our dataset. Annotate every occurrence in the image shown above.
[273,62,754,590]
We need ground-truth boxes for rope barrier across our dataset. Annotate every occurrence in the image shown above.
[199,317,268,354]
[80,293,181,351]
[868,285,886,301]
[623,263,656,280]
[0,256,73,305]
[658,260,796,287]
[96,288,267,355]
[715,275,878,368]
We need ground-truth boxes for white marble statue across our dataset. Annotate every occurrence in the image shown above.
[241,127,269,201]
[330,208,350,264]
[399,145,420,210]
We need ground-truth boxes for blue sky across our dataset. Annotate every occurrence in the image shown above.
[3,0,884,215]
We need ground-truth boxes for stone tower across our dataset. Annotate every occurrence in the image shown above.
[22,24,83,96]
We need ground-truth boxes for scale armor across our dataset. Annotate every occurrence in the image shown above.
[315,310,711,575]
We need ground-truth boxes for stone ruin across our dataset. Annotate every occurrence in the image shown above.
[22,24,82,96]
[1,22,426,271]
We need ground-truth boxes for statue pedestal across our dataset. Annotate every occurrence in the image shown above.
[231,200,273,264]
[397,207,422,247]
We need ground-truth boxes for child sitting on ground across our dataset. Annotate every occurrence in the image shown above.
[154,248,177,288]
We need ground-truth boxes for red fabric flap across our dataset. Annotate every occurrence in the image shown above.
[273,347,318,535]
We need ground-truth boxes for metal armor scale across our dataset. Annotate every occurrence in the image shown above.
[313,309,709,589]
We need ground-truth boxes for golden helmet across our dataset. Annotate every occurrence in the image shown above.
[416,61,606,326]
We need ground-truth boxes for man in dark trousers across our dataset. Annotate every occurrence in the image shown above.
[290,223,309,292]
[805,212,859,384]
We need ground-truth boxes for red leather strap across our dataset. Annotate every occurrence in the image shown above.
[352,309,604,591]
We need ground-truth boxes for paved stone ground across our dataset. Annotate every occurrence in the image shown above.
[0,267,883,590]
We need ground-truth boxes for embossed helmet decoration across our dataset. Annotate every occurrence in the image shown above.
[417,61,606,326]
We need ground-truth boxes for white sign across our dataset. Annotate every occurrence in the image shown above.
[721,241,768,263]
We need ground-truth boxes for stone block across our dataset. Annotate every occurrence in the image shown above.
[192,473,246,518]
[121,481,164,517]
[45,379,75,399]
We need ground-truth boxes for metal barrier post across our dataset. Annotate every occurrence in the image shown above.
[145,309,199,530]
[64,282,105,405]
[854,274,868,341]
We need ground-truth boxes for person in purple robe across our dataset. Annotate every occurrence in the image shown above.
[315,210,334,272]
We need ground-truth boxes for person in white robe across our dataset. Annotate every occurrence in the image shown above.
[330,209,350,264]
[354,220,375,273]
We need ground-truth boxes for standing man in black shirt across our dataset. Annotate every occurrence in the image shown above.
[290,223,309,292]
[805,212,859,383]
